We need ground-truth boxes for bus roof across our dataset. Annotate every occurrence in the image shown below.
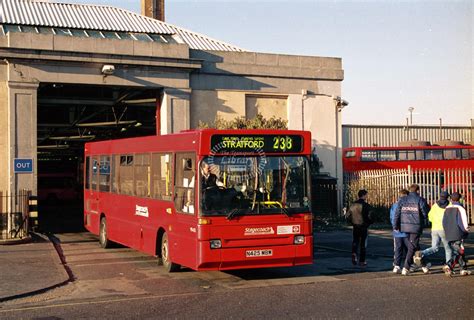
[85,129,312,156]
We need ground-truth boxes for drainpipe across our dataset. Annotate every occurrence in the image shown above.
[156,93,161,135]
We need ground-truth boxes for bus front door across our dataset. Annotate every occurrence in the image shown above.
[171,152,198,269]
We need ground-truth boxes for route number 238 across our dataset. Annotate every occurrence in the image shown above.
[273,136,293,151]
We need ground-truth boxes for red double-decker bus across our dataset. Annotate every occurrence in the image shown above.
[84,129,313,271]
[343,145,474,172]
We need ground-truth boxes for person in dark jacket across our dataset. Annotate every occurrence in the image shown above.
[442,192,471,276]
[390,189,409,273]
[346,189,373,267]
[393,184,429,275]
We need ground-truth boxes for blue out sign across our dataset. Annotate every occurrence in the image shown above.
[14,158,34,173]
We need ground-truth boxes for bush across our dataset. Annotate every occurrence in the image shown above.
[199,113,287,130]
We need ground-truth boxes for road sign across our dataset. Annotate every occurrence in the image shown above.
[14,158,33,173]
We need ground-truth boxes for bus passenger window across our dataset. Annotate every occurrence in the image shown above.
[111,155,119,193]
[85,157,90,189]
[424,150,443,160]
[398,150,415,160]
[378,151,396,161]
[91,157,99,190]
[415,150,424,160]
[119,155,134,196]
[151,153,172,201]
[344,150,356,158]
[444,149,457,160]
[175,153,196,214]
[99,156,111,192]
[134,154,150,198]
[463,149,474,159]
[361,151,377,161]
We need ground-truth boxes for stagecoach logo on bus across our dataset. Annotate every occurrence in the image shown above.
[244,226,275,236]
[209,136,267,183]
[135,205,149,217]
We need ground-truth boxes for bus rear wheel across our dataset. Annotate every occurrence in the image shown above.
[99,217,112,249]
[161,232,180,272]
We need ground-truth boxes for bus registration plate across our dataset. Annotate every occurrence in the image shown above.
[246,249,273,258]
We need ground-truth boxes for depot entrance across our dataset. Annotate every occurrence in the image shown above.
[37,83,159,232]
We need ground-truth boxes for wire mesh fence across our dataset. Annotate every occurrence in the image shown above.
[0,190,31,240]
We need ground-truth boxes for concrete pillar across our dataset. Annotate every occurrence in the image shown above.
[160,88,191,135]
[0,81,38,195]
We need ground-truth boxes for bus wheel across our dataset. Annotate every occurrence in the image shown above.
[99,217,112,249]
[161,232,180,272]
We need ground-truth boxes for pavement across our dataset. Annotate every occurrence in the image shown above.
[0,228,472,303]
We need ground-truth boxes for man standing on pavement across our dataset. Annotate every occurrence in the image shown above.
[393,184,429,276]
[346,189,373,267]
[390,189,409,274]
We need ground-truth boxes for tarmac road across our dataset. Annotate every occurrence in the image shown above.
[0,230,473,319]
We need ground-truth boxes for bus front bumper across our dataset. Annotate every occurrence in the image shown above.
[196,236,313,271]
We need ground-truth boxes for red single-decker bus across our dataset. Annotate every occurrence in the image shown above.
[84,129,313,271]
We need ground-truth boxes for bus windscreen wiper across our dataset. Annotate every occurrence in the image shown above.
[226,208,239,220]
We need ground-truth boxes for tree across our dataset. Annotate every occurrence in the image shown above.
[198,113,287,130]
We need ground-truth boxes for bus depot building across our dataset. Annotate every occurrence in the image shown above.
[0,0,344,227]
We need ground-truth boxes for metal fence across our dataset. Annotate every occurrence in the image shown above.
[343,167,474,224]
[0,190,31,240]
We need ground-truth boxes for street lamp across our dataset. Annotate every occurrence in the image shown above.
[408,107,414,126]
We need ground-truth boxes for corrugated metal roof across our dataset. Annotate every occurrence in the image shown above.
[0,0,245,51]
[342,125,473,148]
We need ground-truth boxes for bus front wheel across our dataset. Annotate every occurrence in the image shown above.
[161,232,180,272]
[99,217,112,249]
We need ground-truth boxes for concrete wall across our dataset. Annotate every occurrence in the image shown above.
[189,50,344,181]
[0,80,39,194]
[0,32,199,194]
[0,31,345,206]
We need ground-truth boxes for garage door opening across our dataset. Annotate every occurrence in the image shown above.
[37,83,160,233]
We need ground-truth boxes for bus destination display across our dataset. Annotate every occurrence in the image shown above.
[211,135,303,153]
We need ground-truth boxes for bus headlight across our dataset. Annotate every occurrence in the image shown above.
[210,239,222,249]
[294,235,305,245]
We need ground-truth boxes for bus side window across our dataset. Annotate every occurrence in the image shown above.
[175,152,196,214]
[444,149,457,160]
[344,150,356,158]
[85,157,90,189]
[99,155,111,192]
[119,155,134,196]
[361,150,377,161]
[424,150,443,160]
[151,153,172,201]
[91,157,99,190]
[111,155,120,193]
[135,154,150,198]
[398,150,415,161]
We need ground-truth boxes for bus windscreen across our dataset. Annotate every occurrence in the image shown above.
[199,156,310,217]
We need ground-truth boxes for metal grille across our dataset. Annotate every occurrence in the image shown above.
[0,0,245,51]
[0,190,30,240]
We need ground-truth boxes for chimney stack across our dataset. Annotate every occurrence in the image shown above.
[141,0,165,21]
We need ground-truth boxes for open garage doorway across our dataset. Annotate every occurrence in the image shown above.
[37,83,160,233]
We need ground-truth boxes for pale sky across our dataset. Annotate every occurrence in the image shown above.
[57,0,473,126]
